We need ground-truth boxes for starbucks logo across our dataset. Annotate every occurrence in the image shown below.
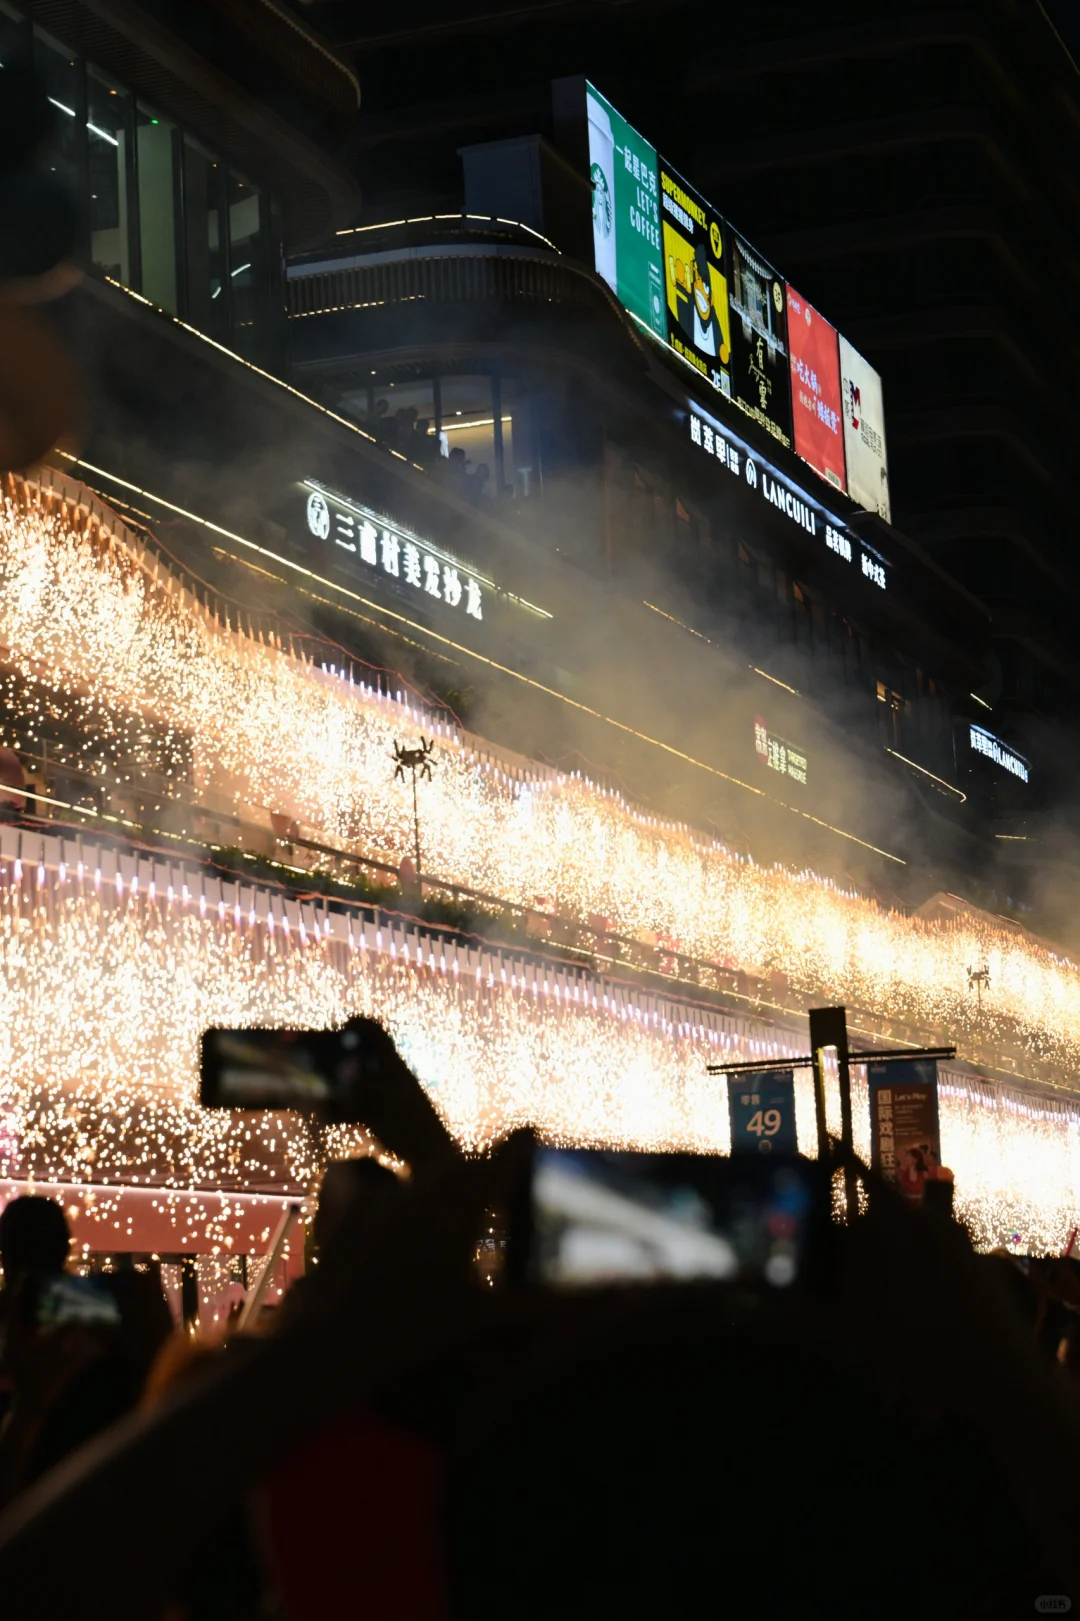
[591,162,612,238]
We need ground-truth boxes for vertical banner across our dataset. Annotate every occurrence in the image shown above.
[728,1069,797,1155]
[586,83,665,340]
[868,1059,943,1205]
[786,286,846,493]
[728,233,792,449]
[658,159,731,397]
[839,336,891,522]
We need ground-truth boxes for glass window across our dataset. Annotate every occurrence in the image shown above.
[0,3,28,67]
[438,376,498,505]
[499,377,542,506]
[182,134,227,341]
[87,65,133,285]
[34,25,81,192]
[137,103,180,312]
[228,171,267,360]
[338,377,442,465]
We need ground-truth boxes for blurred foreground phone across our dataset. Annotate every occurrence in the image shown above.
[509,1148,827,1291]
[200,1026,375,1112]
[36,1275,120,1330]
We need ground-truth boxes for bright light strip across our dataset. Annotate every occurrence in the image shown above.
[751,666,801,697]
[885,747,966,803]
[440,417,512,433]
[333,214,560,252]
[46,94,120,146]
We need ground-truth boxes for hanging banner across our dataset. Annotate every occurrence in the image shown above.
[728,232,792,450]
[658,159,732,397]
[728,1068,797,1155]
[839,336,891,522]
[867,1059,944,1205]
[786,285,846,493]
[586,83,665,341]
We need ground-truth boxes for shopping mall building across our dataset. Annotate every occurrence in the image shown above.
[1,1,1077,1305]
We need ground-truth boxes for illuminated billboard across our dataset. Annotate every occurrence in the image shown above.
[786,286,845,492]
[584,81,891,523]
[658,159,731,396]
[839,336,890,522]
[728,232,791,450]
[586,84,665,341]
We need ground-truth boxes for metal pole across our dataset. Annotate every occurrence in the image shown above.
[238,1201,301,1332]
[808,1006,859,1220]
[411,766,421,876]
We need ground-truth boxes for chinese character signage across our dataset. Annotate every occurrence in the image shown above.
[728,232,792,450]
[868,1059,943,1206]
[786,286,845,492]
[688,409,888,592]
[728,1068,797,1155]
[968,725,1029,783]
[587,84,665,340]
[839,336,891,522]
[305,485,483,621]
[658,160,731,396]
[754,717,807,786]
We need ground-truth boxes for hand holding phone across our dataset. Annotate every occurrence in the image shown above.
[200,1018,458,1173]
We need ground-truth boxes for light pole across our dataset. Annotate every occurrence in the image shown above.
[392,736,436,876]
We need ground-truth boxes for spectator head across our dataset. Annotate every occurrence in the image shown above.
[0,1194,70,1284]
[415,418,429,437]
[448,446,467,468]
[373,398,389,418]
[474,463,490,485]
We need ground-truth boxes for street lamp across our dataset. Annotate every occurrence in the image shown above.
[392,736,436,877]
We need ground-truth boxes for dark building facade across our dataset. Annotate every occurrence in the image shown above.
[283,0,1080,931]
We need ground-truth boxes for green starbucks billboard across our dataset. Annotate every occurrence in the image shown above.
[586,83,665,341]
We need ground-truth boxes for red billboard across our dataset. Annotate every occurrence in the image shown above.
[786,285,846,494]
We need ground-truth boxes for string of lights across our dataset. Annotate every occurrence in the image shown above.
[0,469,1077,1253]
[0,835,1073,1250]
[4,473,1080,1083]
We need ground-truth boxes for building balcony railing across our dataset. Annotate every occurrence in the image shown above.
[287,246,607,321]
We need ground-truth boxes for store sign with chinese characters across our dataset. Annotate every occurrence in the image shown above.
[754,717,807,786]
[304,483,483,621]
[968,725,1029,784]
[688,408,888,592]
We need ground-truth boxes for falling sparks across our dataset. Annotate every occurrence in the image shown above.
[0,849,1074,1250]
[2,473,1079,1079]
[0,471,1077,1252]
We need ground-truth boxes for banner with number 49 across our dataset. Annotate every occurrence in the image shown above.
[728,1069,797,1155]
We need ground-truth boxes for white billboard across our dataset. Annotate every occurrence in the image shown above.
[839,336,890,523]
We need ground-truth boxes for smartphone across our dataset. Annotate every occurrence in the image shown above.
[36,1275,121,1330]
[200,1026,372,1111]
[509,1148,824,1291]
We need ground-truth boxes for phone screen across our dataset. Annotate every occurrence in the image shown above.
[36,1276,121,1330]
[200,1027,364,1110]
[519,1149,817,1289]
